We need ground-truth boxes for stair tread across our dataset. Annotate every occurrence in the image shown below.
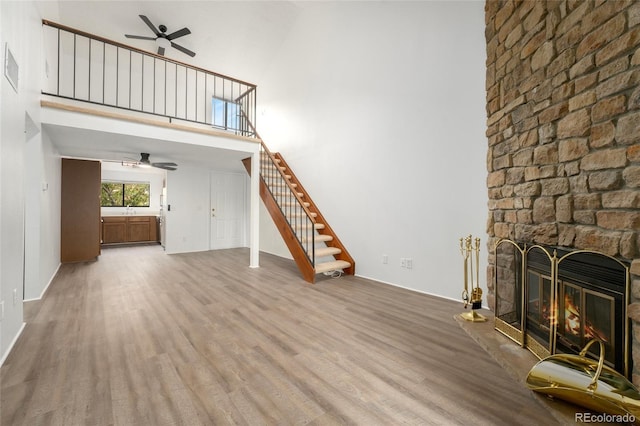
[293,222,324,230]
[273,192,304,197]
[263,173,292,179]
[314,247,342,257]
[260,154,281,163]
[270,182,297,188]
[263,164,286,171]
[291,212,317,217]
[301,234,333,243]
[293,221,324,231]
[282,202,310,207]
[315,260,351,274]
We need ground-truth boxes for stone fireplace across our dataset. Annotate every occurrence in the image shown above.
[485,1,640,383]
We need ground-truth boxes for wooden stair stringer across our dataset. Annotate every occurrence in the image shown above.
[273,153,355,277]
[242,158,316,283]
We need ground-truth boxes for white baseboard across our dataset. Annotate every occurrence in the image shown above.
[354,273,462,304]
[259,249,292,260]
[40,262,61,299]
[3,264,61,367]
[23,262,60,303]
[354,273,491,311]
[0,322,26,368]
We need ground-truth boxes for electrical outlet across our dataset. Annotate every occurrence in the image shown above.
[382,255,388,264]
[406,258,413,269]
[13,288,17,306]
[400,258,406,268]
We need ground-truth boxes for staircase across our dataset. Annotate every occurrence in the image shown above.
[243,142,354,283]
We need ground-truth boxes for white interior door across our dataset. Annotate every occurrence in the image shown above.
[210,171,246,249]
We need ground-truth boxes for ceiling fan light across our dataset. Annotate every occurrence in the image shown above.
[156,37,171,49]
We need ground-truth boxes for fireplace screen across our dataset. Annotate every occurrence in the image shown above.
[494,240,524,344]
[494,240,630,377]
[526,270,552,350]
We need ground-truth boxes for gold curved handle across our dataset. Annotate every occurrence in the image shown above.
[579,339,605,393]
[461,289,469,308]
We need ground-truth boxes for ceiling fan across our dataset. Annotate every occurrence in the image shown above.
[125,15,196,58]
[123,153,178,171]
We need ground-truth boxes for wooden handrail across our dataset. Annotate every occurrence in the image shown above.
[274,153,355,276]
[260,143,318,224]
[240,111,317,223]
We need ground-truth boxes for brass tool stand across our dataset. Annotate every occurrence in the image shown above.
[459,235,486,322]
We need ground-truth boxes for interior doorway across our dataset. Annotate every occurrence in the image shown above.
[209,171,246,250]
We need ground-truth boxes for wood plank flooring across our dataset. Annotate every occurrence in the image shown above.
[1,246,559,425]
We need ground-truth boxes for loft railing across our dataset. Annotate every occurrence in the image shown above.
[259,142,316,267]
[42,20,257,137]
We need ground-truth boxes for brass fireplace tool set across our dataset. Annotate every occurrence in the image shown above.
[459,235,486,322]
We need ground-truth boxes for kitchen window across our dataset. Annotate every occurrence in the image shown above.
[101,182,150,207]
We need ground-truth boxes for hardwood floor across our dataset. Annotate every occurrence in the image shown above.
[1,246,559,425]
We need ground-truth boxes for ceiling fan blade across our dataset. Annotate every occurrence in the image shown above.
[152,162,178,167]
[139,15,161,36]
[171,42,196,57]
[152,164,177,171]
[166,27,191,40]
[125,34,157,40]
[157,46,165,56]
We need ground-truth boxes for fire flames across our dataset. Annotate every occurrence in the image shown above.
[542,298,554,327]
[564,293,608,343]
[533,291,609,344]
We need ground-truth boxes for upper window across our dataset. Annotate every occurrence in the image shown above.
[101,182,150,207]
[212,97,240,131]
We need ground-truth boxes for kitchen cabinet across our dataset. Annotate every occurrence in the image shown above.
[61,159,101,262]
[101,216,159,245]
[128,216,151,242]
[102,217,127,244]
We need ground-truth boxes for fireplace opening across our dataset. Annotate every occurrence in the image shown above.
[494,240,631,377]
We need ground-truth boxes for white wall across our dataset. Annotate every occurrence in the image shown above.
[24,129,62,301]
[0,0,4,359]
[1,0,47,362]
[257,1,488,301]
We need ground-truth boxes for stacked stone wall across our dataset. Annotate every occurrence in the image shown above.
[485,0,640,382]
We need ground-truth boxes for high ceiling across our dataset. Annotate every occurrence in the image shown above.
[43,1,301,82]
[35,1,302,171]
